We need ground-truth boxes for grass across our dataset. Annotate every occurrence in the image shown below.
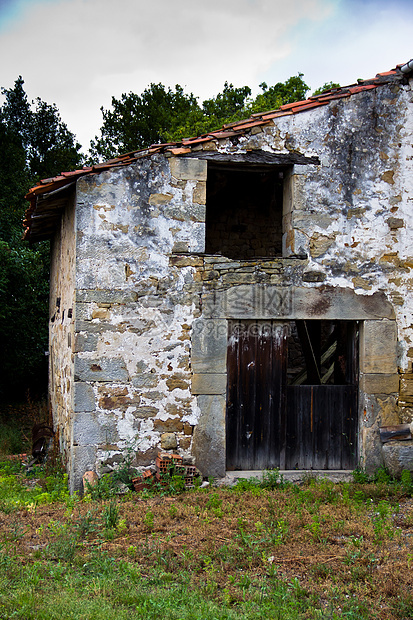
[0,462,413,618]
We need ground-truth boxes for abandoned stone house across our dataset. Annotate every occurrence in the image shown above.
[24,59,413,492]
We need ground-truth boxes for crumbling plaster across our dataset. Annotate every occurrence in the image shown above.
[48,76,413,490]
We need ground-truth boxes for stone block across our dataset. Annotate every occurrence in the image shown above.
[193,181,206,204]
[302,271,326,283]
[73,412,118,445]
[69,445,97,494]
[98,386,140,410]
[76,290,138,303]
[362,373,400,394]
[74,356,129,382]
[283,229,308,256]
[310,232,337,258]
[134,406,159,418]
[131,373,158,389]
[191,318,227,373]
[148,193,173,206]
[361,320,398,374]
[172,241,190,253]
[169,157,207,181]
[74,320,120,334]
[400,374,413,404]
[75,302,92,320]
[74,382,96,412]
[383,441,413,477]
[166,376,190,391]
[292,211,333,231]
[169,255,203,267]
[164,203,206,223]
[154,418,184,432]
[179,436,192,450]
[387,217,404,229]
[360,426,384,473]
[192,394,226,478]
[132,446,159,466]
[222,273,257,285]
[161,433,178,449]
[74,332,98,353]
[192,374,226,395]
[203,286,395,321]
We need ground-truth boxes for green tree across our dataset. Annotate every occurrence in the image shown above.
[1,76,82,182]
[90,74,312,160]
[250,73,310,114]
[0,77,83,400]
[312,82,341,97]
[89,83,200,161]
[164,82,253,145]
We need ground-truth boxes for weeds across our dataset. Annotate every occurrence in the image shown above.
[102,501,119,530]
[1,450,413,618]
[44,533,78,562]
[85,472,117,500]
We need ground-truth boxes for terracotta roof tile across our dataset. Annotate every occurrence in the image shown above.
[24,61,410,241]
[347,84,378,94]
[261,110,293,120]
[168,147,192,155]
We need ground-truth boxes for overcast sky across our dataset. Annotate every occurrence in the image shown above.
[0,0,412,154]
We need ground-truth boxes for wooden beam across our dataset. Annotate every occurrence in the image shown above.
[380,424,412,443]
[181,149,320,166]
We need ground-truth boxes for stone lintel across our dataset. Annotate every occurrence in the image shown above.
[169,157,207,181]
[202,286,395,320]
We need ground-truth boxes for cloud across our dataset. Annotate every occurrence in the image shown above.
[261,0,413,92]
[0,0,331,150]
[1,0,411,154]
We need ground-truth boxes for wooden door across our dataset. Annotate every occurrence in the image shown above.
[226,319,358,471]
[226,320,288,470]
[285,385,357,469]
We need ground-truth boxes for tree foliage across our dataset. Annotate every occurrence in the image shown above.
[0,77,83,400]
[90,74,311,161]
[311,81,341,97]
[89,83,200,161]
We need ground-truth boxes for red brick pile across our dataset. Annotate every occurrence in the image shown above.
[132,453,198,491]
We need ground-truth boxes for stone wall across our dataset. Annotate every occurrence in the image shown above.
[49,190,77,476]
[52,75,413,488]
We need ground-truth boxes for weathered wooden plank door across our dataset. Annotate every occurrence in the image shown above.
[285,385,357,469]
[226,319,358,471]
[226,320,288,470]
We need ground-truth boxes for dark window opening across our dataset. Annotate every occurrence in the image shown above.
[205,164,286,259]
[287,320,359,386]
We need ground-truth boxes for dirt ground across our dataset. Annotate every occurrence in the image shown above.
[1,480,413,619]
